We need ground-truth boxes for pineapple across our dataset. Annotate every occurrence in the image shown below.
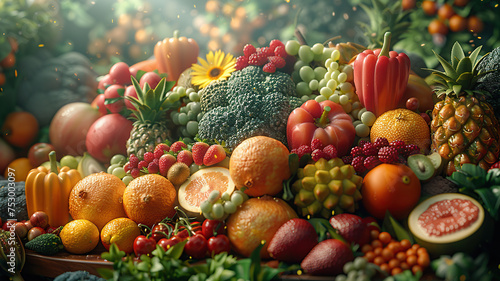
[125,77,177,159]
[429,42,500,176]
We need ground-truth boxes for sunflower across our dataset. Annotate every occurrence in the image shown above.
[191,50,236,89]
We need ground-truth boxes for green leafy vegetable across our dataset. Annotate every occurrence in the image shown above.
[382,211,414,244]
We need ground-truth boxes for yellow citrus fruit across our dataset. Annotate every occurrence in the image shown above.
[370,108,431,153]
[4,158,32,182]
[60,219,100,254]
[123,174,177,227]
[229,136,290,197]
[178,167,235,217]
[69,172,127,231]
[226,196,298,259]
[100,217,141,254]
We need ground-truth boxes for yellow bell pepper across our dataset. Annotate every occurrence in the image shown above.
[25,151,82,227]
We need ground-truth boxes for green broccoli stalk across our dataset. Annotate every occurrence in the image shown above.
[198,66,302,150]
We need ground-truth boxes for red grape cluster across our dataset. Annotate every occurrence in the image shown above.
[290,138,338,162]
[343,138,420,174]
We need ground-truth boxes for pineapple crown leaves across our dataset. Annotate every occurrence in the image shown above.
[426,42,493,98]
[357,0,411,49]
[125,76,177,123]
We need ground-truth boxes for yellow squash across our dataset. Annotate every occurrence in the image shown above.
[25,151,81,227]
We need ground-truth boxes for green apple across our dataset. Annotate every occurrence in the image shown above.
[60,155,79,169]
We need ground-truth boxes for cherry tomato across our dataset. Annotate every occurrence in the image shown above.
[208,234,231,255]
[133,235,157,257]
[202,219,226,239]
[184,233,208,259]
[157,236,182,251]
[151,223,173,242]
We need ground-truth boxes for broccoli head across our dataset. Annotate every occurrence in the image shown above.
[198,66,302,149]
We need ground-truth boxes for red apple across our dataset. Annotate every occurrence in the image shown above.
[28,143,56,167]
[86,114,133,163]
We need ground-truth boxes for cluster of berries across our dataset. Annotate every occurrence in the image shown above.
[235,39,290,73]
[123,141,227,178]
[291,139,338,162]
[342,138,420,174]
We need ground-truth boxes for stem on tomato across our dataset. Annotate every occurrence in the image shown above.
[379,32,392,58]
[318,106,331,127]
[49,151,58,173]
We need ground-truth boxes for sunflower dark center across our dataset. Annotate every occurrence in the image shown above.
[209,67,221,77]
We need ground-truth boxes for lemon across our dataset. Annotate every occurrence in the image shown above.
[100,218,140,254]
[60,219,100,254]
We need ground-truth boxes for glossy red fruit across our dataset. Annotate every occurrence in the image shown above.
[133,235,157,257]
[267,218,318,264]
[405,97,420,112]
[301,239,354,276]
[184,233,208,259]
[208,234,231,255]
[30,211,49,229]
[201,219,226,240]
[157,236,182,251]
[329,213,371,247]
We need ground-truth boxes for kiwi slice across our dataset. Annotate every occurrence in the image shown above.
[427,152,445,175]
[167,162,191,186]
[407,154,436,181]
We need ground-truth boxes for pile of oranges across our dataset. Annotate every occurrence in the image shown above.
[419,0,483,35]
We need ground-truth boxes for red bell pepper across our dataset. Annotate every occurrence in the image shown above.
[353,32,411,117]
[286,100,355,157]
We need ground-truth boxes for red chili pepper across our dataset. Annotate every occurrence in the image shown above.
[353,32,411,117]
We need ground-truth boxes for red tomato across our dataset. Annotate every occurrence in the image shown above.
[133,235,157,257]
[286,100,355,156]
[208,234,231,255]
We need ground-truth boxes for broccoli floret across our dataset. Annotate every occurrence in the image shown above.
[54,271,105,281]
[198,66,301,149]
[0,181,28,222]
[200,79,229,114]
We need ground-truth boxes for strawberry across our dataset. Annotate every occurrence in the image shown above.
[147,161,159,174]
[267,218,318,264]
[301,239,354,276]
[329,213,370,247]
[159,154,176,177]
[203,144,226,166]
[154,143,170,159]
[192,142,210,166]
[176,150,193,166]
[170,141,187,153]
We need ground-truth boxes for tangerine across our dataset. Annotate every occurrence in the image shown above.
[422,0,437,15]
[370,108,430,153]
[4,158,32,182]
[449,14,467,32]
[401,0,416,10]
[467,15,484,33]
[226,196,297,258]
[177,167,235,218]
[69,172,127,230]
[453,0,469,6]
[1,111,39,148]
[0,52,16,69]
[123,174,177,227]
[60,219,100,254]
[437,3,455,19]
[101,217,141,254]
[229,136,290,197]
[428,19,448,35]
[362,164,421,220]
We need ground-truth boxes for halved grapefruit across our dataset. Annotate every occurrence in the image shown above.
[178,167,235,219]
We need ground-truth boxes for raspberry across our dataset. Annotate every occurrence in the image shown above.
[235,56,249,70]
[259,47,274,56]
[362,142,378,156]
[147,161,159,174]
[243,44,257,57]
[262,62,276,73]
[403,144,420,157]
[364,156,381,170]
[311,149,328,162]
[358,140,370,148]
[138,160,148,170]
[130,168,140,178]
[351,146,364,157]
[311,139,325,151]
[296,145,312,159]
[323,145,338,159]
[351,156,366,173]
[373,137,390,149]
[389,140,406,154]
[269,39,284,51]
[274,45,288,58]
[123,162,132,173]
[143,152,155,163]
[129,154,139,168]
[378,146,399,163]
[154,143,170,159]
[342,155,353,164]
[267,56,286,68]
[248,52,268,66]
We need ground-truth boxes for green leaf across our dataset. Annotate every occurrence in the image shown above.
[96,268,114,280]
[249,242,264,281]
[456,57,472,74]
[433,50,458,80]
[475,188,500,221]
[166,239,187,260]
[308,218,346,243]
[288,153,299,175]
[451,42,465,68]
[469,45,483,65]
[382,211,414,244]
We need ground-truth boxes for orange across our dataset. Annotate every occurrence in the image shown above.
[60,219,100,254]
[453,0,469,7]
[401,0,416,10]
[100,217,141,254]
[362,164,421,220]
[422,0,437,15]
[449,14,467,32]
[226,196,297,259]
[437,3,455,19]
[229,136,290,197]
[370,108,430,153]
[1,111,39,148]
[428,19,448,35]
[4,158,32,182]
[69,172,127,231]
[123,174,177,227]
[177,167,235,216]
[467,15,484,33]
[0,72,5,86]
[0,52,16,69]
